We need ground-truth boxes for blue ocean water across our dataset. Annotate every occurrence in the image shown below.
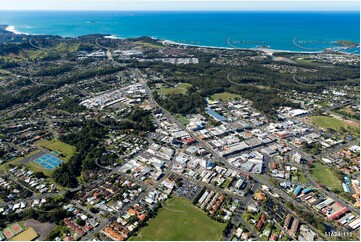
[0,11,359,52]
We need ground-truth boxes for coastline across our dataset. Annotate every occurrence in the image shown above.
[3,24,359,55]
[5,25,22,34]
[5,25,30,35]
[161,39,325,55]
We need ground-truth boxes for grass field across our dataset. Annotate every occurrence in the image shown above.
[53,43,80,52]
[310,115,359,136]
[310,162,342,190]
[175,114,190,125]
[129,196,226,241]
[38,139,75,162]
[210,92,242,101]
[295,58,314,64]
[134,41,165,49]
[158,83,192,95]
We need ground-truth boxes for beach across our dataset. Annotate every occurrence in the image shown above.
[0,11,359,54]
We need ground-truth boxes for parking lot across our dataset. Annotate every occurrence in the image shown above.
[174,179,203,201]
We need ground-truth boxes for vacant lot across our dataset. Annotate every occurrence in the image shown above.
[310,162,341,190]
[24,219,56,241]
[158,83,192,95]
[129,196,226,241]
[210,92,242,101]
[38,139,75,162]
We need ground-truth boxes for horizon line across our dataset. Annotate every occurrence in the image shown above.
[0,9,359,12]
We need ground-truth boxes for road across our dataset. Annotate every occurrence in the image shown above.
[95,38,114,61]
[285,138,360,214]
[134,68,329,240]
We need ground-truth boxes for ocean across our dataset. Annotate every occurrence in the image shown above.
[0,11,359,53]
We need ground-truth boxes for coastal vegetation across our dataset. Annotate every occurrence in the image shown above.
[335,40,359,47]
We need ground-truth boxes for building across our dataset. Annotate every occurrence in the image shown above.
[283,214,293,229]
[205,108,227,122]
[298,225,315,241]
[289,218,300,236]
[293,185,302,196]
[235,179,245,189]
[292,153,302,163]
[256,214,266,231]
[254,191,266,201]
[302,187,312,194]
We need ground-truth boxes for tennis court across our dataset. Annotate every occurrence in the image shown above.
[34,153,63,170]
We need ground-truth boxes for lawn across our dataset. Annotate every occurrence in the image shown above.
[37,139,75,162]
[158,83,192,95]
[0,149,40,172]
[309,162,342,191]
[310,115,359,136]
[220,178,232,189]
[129,196,226,241]
[210,92,242,101]
[291,171,308,184]
[175,114,190,125]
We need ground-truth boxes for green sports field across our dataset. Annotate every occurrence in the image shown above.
[310,116,359,136]
[309,162,342,190]
[158,83,192,95]
[38,139,75,162]
[311,116,347,130]
[129,196,226,241]
[210,92,242,101]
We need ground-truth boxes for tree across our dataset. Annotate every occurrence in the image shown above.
[76,218,86,226]
[34,171,47,178]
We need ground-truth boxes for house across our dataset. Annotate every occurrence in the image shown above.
[256,214,266,231]
[254,191,266,201]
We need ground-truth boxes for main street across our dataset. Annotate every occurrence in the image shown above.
[134,69,328,240]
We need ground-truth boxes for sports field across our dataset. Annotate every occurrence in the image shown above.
[310,116,359,135]
[129,196,226,241]
[158,83,192,95]
[38,139,75,162]
[310,162,342,190]
[10,227,38,241]
[210,92,242,101]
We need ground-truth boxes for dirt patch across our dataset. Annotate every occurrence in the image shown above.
[344,119,359,128]
[24,219,56,241]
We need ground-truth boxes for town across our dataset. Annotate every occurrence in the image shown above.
[0,27,360,241]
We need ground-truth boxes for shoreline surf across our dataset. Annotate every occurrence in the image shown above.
[3,24,359,56]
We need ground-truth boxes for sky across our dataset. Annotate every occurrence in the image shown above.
[0,0,359,11]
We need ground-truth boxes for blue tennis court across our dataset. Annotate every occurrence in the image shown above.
[34,153,63,170]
